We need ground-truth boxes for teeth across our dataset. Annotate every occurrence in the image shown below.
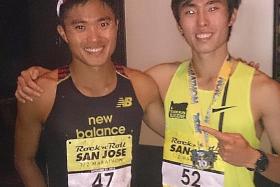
[196,33,212,39]
[85,47,103,53]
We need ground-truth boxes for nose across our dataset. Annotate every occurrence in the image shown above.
[197,11,208,27]
[86,26,100,42]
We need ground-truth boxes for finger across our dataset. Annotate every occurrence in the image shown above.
[26,80,44,93]
[200,126,231,142]
[20,69,44,93]
[22,86,41,97]
[217,142,223,149]
[31,69,41,80]
[255,63,260,70]
[15,91,26,103]
[21,69,35,83]
[218,147,224,157]
[248,61,260,70]
[17,89,33,102]
[17,76,27,89]
[236,57,243,62]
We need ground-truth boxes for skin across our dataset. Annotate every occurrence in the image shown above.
[146,0,280,183]
[14,1,165,187]
[15,0,280,184]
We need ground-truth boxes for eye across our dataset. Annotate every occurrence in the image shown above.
[98,20,111,30]
[184,8,196,16]
[209,6,219,12]
[75,25,85,31]
[186,9,195,15]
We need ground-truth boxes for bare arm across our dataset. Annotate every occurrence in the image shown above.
[15,66,51,103]
[15,74,56,187]
[142,80,165,137]
[15,101,46,187]
[145,62,180,101]
[126,68,165,137]
[253,74,280,183]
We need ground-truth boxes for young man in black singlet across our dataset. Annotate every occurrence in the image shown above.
[14,1,165,186]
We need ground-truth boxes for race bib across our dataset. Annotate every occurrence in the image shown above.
[162,162,224,187]
[162,130,225,187]
[66,135,132,186]
[68,167,131,187]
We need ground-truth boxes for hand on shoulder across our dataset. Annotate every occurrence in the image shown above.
[17,69,59,124]
[15,66,52,103]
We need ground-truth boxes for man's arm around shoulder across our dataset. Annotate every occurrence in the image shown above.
[15,70,57,187]
[125,68,165,137]
[145,62,181,100]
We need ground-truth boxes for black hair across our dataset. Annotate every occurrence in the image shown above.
[171,0,241,24]
[58,0,119,25]
[171,0,241,38]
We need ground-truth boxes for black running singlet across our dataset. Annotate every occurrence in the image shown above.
[40,66,143,187]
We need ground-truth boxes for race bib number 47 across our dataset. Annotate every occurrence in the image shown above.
[66,135,132,187]
[66,135,132,172]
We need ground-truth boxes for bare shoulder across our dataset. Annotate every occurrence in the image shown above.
[123,67,161,110]
[252,70,280,96]
[145,61,181,78]
[124,67,158,91]
[37,69,58,91]
[17,69,58,122]
[251,70,280,118]
[145,62,182,99]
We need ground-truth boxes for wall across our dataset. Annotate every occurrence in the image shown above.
[125,0,274,146]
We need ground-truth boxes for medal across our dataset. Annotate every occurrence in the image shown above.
[191,149,217,170]
[188,55,232,168]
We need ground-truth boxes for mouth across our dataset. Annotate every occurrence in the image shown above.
[84,47,104,54]
[195,33,212,40]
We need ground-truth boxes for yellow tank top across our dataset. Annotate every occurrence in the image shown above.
[163,60,260,187]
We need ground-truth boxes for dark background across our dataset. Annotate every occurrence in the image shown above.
[0,0,126,99]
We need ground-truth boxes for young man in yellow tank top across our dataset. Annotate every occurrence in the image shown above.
[15,0,280,186]
[146,0,280,186]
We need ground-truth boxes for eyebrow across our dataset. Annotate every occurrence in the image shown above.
[181,0,222,8]
[207,0,222,5]
[70,16,112,25]
[96,16,112,22]
[71,19,87,25]
[180,0,193,8]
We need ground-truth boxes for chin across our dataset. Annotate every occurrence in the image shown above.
[193,43,225,54]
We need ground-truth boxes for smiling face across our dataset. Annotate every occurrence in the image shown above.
[177,0,237,56]
[57,0,118,67]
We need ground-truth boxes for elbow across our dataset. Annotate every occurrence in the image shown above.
[14,156,25,173]
[14,155,34,174]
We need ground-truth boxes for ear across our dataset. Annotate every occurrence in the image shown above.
[177,24,184,36]
[228,9,238,27]
[115,19,119,30]
[57,25,69,43]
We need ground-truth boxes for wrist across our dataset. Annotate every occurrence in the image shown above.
[247,149,269,173]
[246,148,261,169]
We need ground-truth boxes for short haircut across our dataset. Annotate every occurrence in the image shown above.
[58,0,119,25]
[171,0,241,39]
[171,0,241,24]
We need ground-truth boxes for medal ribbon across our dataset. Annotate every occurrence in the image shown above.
[188,55,232,148]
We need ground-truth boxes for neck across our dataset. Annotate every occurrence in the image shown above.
[69,61,117,97]
[191,48,229,79]
[191,48,229,90]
